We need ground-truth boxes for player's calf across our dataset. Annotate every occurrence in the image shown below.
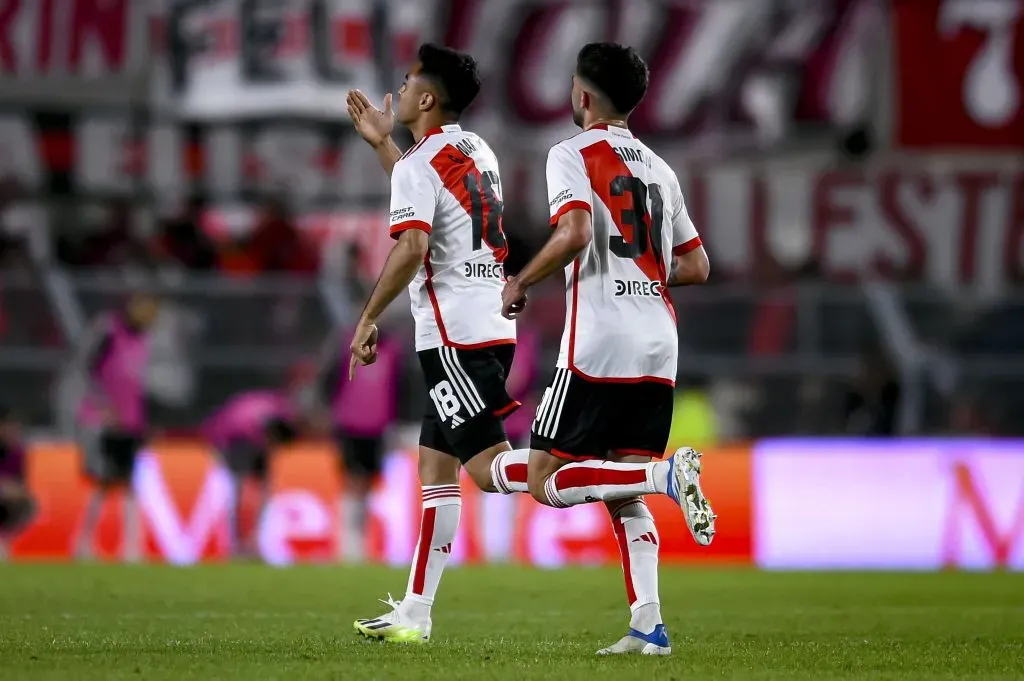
[526,447,563,504]
[528,448,716,546]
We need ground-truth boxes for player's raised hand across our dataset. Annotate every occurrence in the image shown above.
[347,90,395,147]
[501,277,528,320]
[348,320,380,379]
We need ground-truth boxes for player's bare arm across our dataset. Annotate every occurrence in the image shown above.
[347,89,403,176]
[501,208,593,319]
[666,246,710,286]
[349,229,429,378]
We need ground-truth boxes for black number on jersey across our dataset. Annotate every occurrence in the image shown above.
[462,171,508,252]
[608,176,665,263]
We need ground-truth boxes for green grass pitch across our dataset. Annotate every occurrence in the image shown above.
[1,564,1022,680]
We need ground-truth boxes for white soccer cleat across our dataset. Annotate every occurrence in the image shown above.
[666,447,716,546]
[596,624,672,656]
[353,594,431,644]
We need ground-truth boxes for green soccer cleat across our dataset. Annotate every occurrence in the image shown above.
[353,594,431,644]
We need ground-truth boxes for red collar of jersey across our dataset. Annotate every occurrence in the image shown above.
[421,124,462,140]
[588,123,633,136]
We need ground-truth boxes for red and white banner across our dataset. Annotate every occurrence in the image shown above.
[893,0,1024,149]
[687,156,1024,293]
[0,0,147,79]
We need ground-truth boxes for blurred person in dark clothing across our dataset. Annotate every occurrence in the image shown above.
[843,350,901,436]
[247,195,318,275]
[156,198,217,270]
[306,324,402,563]
[342,241,368,305]
[54,200,149,269]
[0,181,33,270]
[0,408,36,560]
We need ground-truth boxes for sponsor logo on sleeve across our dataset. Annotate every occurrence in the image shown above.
[550,189,573,207]
[390,206,415,223]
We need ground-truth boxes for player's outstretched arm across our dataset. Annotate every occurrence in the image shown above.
[350,229,428,376]
[666,245,710,286]
[501,209,592,319]
[347,90,403,177]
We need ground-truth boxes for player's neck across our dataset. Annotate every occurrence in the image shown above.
[410,117,454,143]
[585,116,628,131]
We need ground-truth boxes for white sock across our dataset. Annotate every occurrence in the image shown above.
[76,490,104,557]
[609,500,662,632]
[403,485,461,621]
[122,494,141,563]
[544,460,670,507]
[631,602,663,635]
[254,481,270,551]
[340,496,368,563]
[490,449,530,494]
[228,476,243,556]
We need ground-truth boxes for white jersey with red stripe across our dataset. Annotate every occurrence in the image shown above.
[388,123,516,351]
[546,124,702,386]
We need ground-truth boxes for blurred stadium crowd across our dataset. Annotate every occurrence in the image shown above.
[0,0,1022,446]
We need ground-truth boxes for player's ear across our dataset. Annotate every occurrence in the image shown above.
[419,91,435,113]
[579,90,590,111]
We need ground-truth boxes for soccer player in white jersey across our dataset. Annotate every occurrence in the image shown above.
[345,43,537,643]
[499,43,717,655]
[346,43,715,651]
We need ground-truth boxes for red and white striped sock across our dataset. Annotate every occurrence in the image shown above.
[610,500,662,621]
[543,460,670,508]
[490,449,530,494]
[404,485,461,611]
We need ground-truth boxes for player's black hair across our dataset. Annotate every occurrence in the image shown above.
[575,42,650,115]
[266,418,297,444]
[417,43,481,117]
[0,406,11,423]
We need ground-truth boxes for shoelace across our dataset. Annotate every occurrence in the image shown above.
[378,593,401,611]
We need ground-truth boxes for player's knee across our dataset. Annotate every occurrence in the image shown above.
[417,447,460,486]
[461,456,496,492]
[465,464,497,493]
[527,474,552,506]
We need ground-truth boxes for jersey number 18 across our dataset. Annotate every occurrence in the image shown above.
[461,171,508,253]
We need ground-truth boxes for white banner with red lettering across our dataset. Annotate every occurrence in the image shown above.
[147,0,383,120]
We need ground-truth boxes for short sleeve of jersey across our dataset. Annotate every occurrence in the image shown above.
[669,172,702,255]
[546,143,592,227]
[389,158,438,239]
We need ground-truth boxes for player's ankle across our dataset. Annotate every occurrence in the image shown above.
[652,460,671,494]
[401,593,433,623]
[629,602,663,634]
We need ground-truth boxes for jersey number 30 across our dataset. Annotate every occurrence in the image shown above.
[462,171,508,253]
[608,176,665,262]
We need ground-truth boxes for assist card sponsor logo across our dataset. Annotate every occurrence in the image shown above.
[550,189,573,206]
[389,206,415,223]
